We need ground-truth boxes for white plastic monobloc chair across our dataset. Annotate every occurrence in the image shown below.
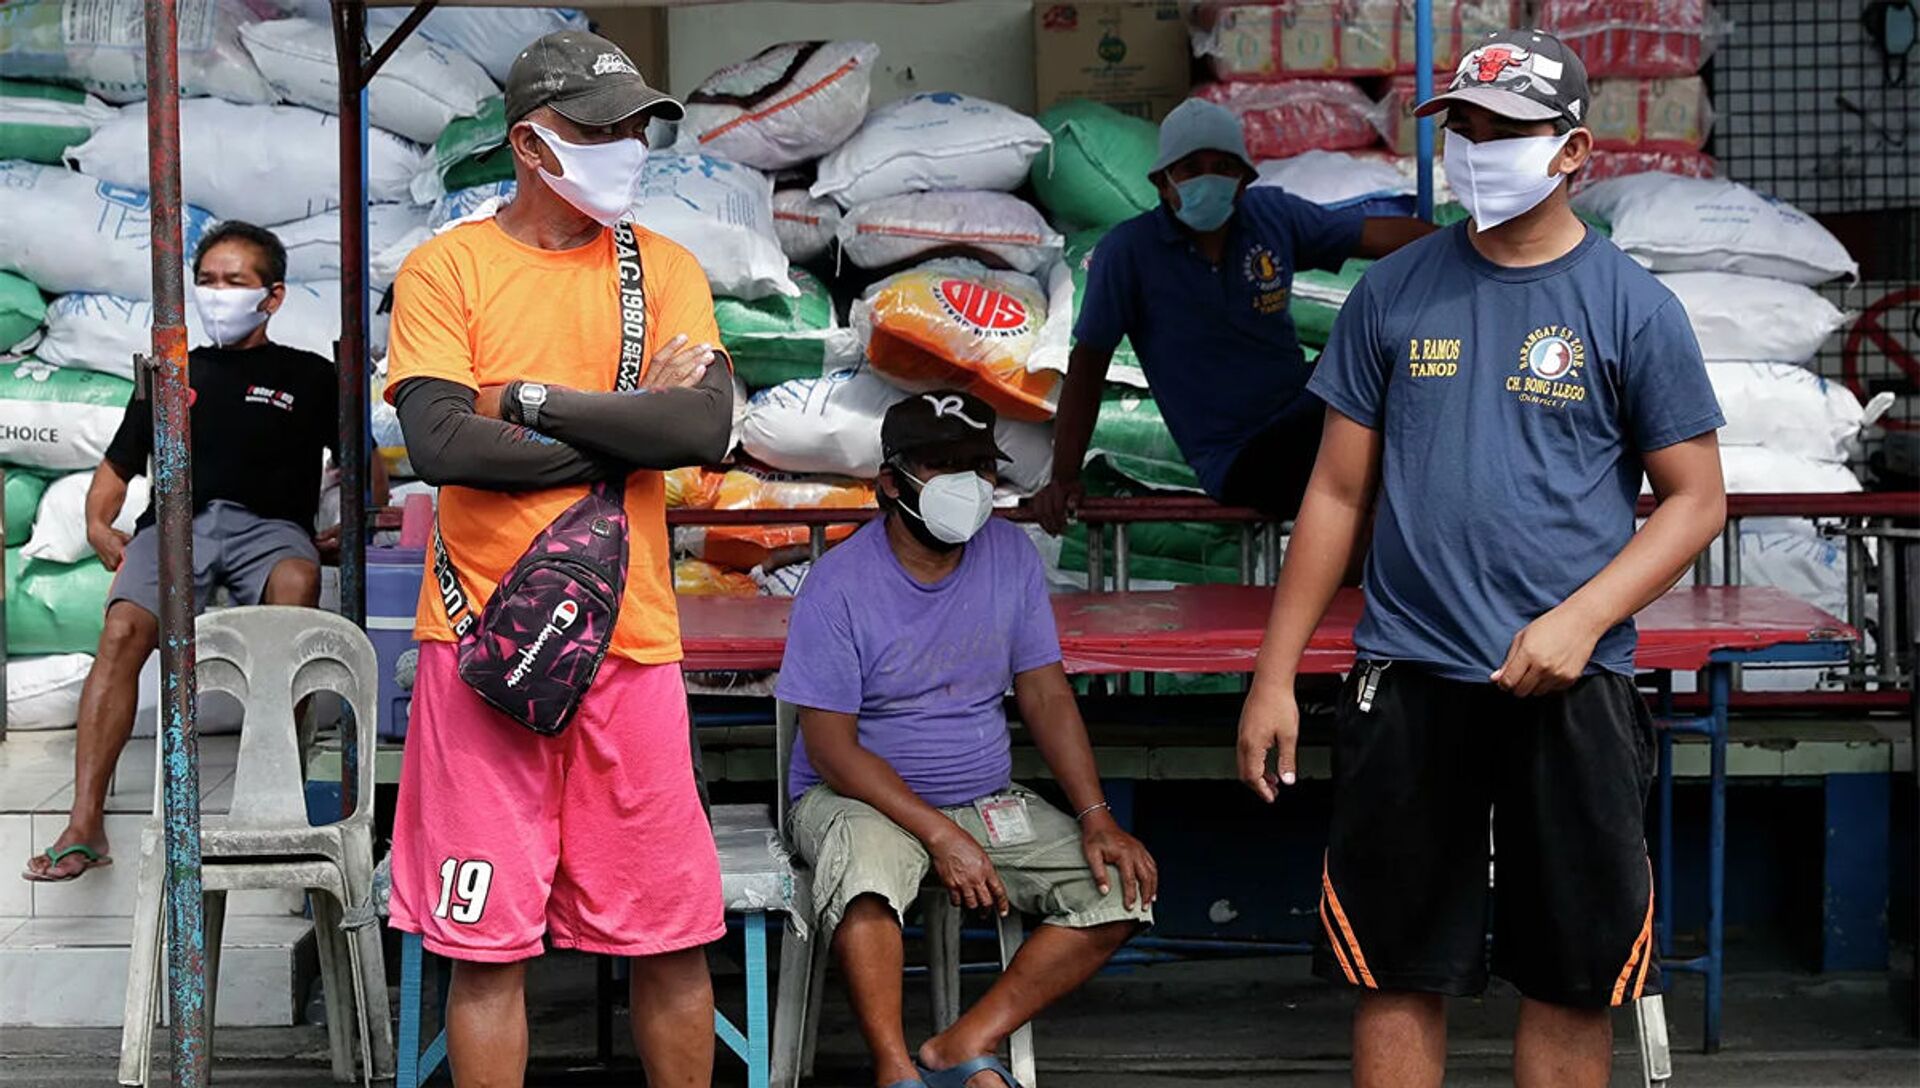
[770,701,1036,1088]
[118,607,395,1086]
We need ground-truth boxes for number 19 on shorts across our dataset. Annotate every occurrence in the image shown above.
[434,858,494,924]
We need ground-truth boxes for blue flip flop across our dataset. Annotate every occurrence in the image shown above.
[917,1056,1023,1088]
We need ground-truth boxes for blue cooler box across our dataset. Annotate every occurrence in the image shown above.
[368,546,426,739]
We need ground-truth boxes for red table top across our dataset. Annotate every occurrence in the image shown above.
[678,585,1855,676]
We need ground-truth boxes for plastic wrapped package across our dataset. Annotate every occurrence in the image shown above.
[1706,362,1873,464]
[1195,81,1381,160]
[0,79,113,163]
[838,191,1065,276]
[1253,151,1412,208]
[1193,0,1521,81]
[853,258,1060,423]
[0,0,275,104]
[1029,99,1161,231]
[1575,147,1717,191]
[1535,0,1726,78]
[1587,76,1712,150]
[675,558,760,597]
[1658,272,1849,366]
[681,40,880,171]
[668,465,874,572]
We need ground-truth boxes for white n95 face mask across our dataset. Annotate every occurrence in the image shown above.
[527,122,648,228]
[193,285,270,347]
[901,469,995,546]
[1443,129,1574,233]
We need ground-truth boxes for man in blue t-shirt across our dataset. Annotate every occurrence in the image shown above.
[1034,98,1433,532]
[1236,30,1727,1088]
[779,390,1155,1088]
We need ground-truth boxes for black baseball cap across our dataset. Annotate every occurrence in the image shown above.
[882,390,1011,466]
[1415,29,1590,130]
[504,30,684,128]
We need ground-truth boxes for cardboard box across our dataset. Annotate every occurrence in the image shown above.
[1034,2,1193,122]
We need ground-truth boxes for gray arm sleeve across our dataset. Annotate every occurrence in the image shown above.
[523,362,735,470]
[393,377,626,491]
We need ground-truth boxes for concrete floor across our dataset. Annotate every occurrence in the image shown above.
[5,952,1916,1087]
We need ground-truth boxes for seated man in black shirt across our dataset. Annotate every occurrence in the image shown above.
[25,222,339,883]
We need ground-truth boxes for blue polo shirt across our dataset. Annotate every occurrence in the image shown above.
[1072,188,1364,498]
[1308,224,1724,683]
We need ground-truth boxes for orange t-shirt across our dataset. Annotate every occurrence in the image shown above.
[386,218,722,665]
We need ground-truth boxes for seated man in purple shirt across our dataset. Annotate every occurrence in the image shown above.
[778,389,1157,1088]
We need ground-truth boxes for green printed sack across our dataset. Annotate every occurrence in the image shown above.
[1087,388,1201,493]
[4,469,50,546]
[1031,100,1160,231]
[6,548,112,655]
[0,79,114,164]
[1060,519,1247,586]
[1291,259,1369,349]
[430,95,513,197]
[715,268,860,389]
[0,270,46,350]
[0,359,135,471]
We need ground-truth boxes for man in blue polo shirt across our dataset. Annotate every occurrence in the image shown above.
[1034,98,1434,530]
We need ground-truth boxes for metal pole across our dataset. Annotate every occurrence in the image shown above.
[1723,517,1742,689]
[331,0,368,819]
[1847,527,1869,685]
[1414,0,1435,221]
[1876,520,1899,687]
[1239,525,1255,585]
[1086,523,1104,594]
[1262,523,1281,586]
[1,465,8,743]
[1113,523,1130,592]
[808,524,825,563]
[143,0,207,1081]
[1705,663,1729,1053]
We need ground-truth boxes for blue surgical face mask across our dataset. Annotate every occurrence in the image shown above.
[1172,173,1240,232]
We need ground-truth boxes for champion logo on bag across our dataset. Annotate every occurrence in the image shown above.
[937,280,1030,335]
[505,599,584,689]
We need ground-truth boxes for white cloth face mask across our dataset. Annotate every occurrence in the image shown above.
[1443,128,1573,232]
[193,285,270,347]
[527,121,648,227]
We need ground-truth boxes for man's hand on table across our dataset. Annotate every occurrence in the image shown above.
[1237,681,1300,803]
[1491,603,1607,697]
[1080,809,1158,910]
[927,822,1011,916]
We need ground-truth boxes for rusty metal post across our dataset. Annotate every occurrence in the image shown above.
[143,0,207,1082]
[331,0,367,818]
[1,466,8,743]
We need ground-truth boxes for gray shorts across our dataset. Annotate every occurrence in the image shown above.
[790,783,1154,937]
[108,501,319,618]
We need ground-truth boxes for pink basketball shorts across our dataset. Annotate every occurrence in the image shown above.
[388,641,725,962]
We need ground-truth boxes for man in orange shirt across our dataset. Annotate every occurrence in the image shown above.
[384,31,731,1087]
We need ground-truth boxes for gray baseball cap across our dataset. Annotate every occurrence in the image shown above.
[504,30,684,128]
[1150,98,1254,175]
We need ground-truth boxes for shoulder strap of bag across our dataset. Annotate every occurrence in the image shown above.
[432,221,650,633]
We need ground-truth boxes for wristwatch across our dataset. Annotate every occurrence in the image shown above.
[517,382,549,429]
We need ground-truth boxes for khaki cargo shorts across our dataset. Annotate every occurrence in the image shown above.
[789,783,1155,937]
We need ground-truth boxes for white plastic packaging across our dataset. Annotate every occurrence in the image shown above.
[813,92,1052,208]
[772,187,841,264]
[0,161,216,299]
[239,16,498,145]
[276,204,433,284]
[839,191,1065,276]
[631,153,796,300]
[1574,174,1859,285]
[1657,272,1849,366]
[24,469,146,564]
[0,0,275,104]
[681,40,880,171]
[4,653,96,731]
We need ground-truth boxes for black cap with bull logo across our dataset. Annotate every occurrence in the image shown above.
[1413,28,1591,129]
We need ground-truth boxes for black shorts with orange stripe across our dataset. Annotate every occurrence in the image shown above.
[1314,662,1660,1008]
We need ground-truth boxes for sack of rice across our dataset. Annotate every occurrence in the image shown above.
[839,190,1065,275]
[6,548,113,654]
[1573,173,1857,285]
[715,268,860,390]
[0,78,113,163]
[66,99,425,226]
[813,92,1051,207]
[0,161,216,299]
[772,186,841,264]
[0,0,274,104]
[682,40,880,171]
[1657,272,1848,365]
[0,269,46,351]
[1195,80,1380,160]
[1088,389,1203,493]
[276,203,433,284]
[669,464,874,571]
[24,468,145,564]
[632,153,796,300]
[239,16,497,146]
[4,651,92,730]
[1030,99,1159,231]
[854,258,1059,423]
[4,468,51,545]
[0,358,131,471]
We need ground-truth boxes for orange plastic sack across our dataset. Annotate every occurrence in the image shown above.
[674,558,760,597]
[670,466,875,571]
[854,259,1060,423]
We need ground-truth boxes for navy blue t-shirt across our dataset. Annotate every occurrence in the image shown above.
[1307,224,1724,683]
[1073,188,1364,498]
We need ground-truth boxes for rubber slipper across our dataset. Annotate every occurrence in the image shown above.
[22,843,112,883]
[917,1055,1023,1088]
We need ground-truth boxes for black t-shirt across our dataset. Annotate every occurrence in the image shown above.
[105,343,338,531]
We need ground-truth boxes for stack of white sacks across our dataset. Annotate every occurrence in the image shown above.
[1573,172,1884,689]
[0,0,587,727]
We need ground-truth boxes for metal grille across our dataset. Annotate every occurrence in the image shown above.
[1710,0,1920,438]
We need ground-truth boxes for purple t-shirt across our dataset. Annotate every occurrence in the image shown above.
[777,516,1063,807]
